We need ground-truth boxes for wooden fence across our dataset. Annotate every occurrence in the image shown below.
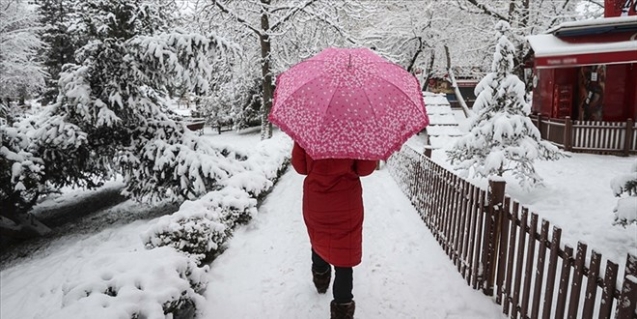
[387,146,637,319]
[530,115,637,156]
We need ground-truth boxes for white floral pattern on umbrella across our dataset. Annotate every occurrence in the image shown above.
[269,47,429,160]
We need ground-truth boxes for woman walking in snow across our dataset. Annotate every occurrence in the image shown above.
[291,142,377,319]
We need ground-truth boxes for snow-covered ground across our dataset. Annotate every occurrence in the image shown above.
[201,167,503,319]
[1,94,635,319]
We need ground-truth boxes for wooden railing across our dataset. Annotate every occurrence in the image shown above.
[530,115,636,156]
[387,146,637,319]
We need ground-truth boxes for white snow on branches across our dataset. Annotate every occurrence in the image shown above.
[611,159,637,226]
[446,21,564,189]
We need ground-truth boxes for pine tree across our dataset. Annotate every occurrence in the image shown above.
[446,21,564,188]
[2,0,237,219]
[74,0,177,40]
[36,0,81,105]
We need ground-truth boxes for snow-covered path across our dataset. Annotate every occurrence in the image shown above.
[200,167,504,319]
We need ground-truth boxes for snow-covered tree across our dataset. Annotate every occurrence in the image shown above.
[446,21,564,188]
[0,1,48,219]
[2,0,239,219]
[355,2,434,71]
[198,0,369,139]
[353,1,476,90]
[36,0,83,105]
[611,159,637,226]
[452,0,580,82]
[0,0,47,107]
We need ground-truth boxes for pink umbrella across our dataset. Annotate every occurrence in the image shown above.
[269,47,429,160]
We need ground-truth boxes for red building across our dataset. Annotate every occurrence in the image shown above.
[526,3,637,122]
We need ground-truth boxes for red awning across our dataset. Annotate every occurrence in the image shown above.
[527,34,637,68]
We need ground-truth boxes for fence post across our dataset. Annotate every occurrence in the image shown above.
[617,254,637,319]
[537,113,543,138]
[482,178,506,296]
[564,116,572,152]
[424,146,432,158]
[623,118,634,157]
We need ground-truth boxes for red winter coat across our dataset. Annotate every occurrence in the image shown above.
[291,142,376,267]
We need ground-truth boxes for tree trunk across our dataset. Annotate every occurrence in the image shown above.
[406,37,423,74]
[259,0,273,140]
[509,0,530,81]
[422,50,436,91]
[444,45,451,70]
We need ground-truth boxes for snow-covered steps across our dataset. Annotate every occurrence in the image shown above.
[423,92,465,149]
[427,105,460,126]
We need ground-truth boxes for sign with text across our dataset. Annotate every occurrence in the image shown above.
[534,50,637,68]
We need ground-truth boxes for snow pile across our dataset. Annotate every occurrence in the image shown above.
[47,247,207,319]
[611,159,637,226]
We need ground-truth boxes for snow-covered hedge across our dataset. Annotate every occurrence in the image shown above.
[142,135,292,263]
[48,247,208,319]
[141,187,257,263]
[141,199,230,264]
[142,135,291,265]
[47,135,292,319]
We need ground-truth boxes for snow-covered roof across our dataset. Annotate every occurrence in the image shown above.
[527,34,637,57]
[545,16,637,35]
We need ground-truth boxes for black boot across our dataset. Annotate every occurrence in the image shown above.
[330,300,355,319]
[312,267,331,293]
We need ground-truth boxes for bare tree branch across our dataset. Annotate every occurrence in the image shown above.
[211,0,262,36]
[463,0,510,22]
[298,6,357,44]
[580,0,604,9]
[269,0,318,30]
[546,0,576,29]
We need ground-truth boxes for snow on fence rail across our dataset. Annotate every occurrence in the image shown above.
[530,114,636,156]
[386,146,637,319]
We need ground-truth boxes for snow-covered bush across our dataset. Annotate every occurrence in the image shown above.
[220,135,292,199]
[141,198,230,264]
[611,159,637,226]
[141,135,292,264]
[446,21,564,188]
[42,124,292,319]
[206,187,259,227]
[244,134,293,183]
[141,187,258,264]
[222,171,273,199]
[49,247,208,319]
[0,120,46,218]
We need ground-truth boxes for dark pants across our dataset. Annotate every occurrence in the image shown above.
[312,249,353,303]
